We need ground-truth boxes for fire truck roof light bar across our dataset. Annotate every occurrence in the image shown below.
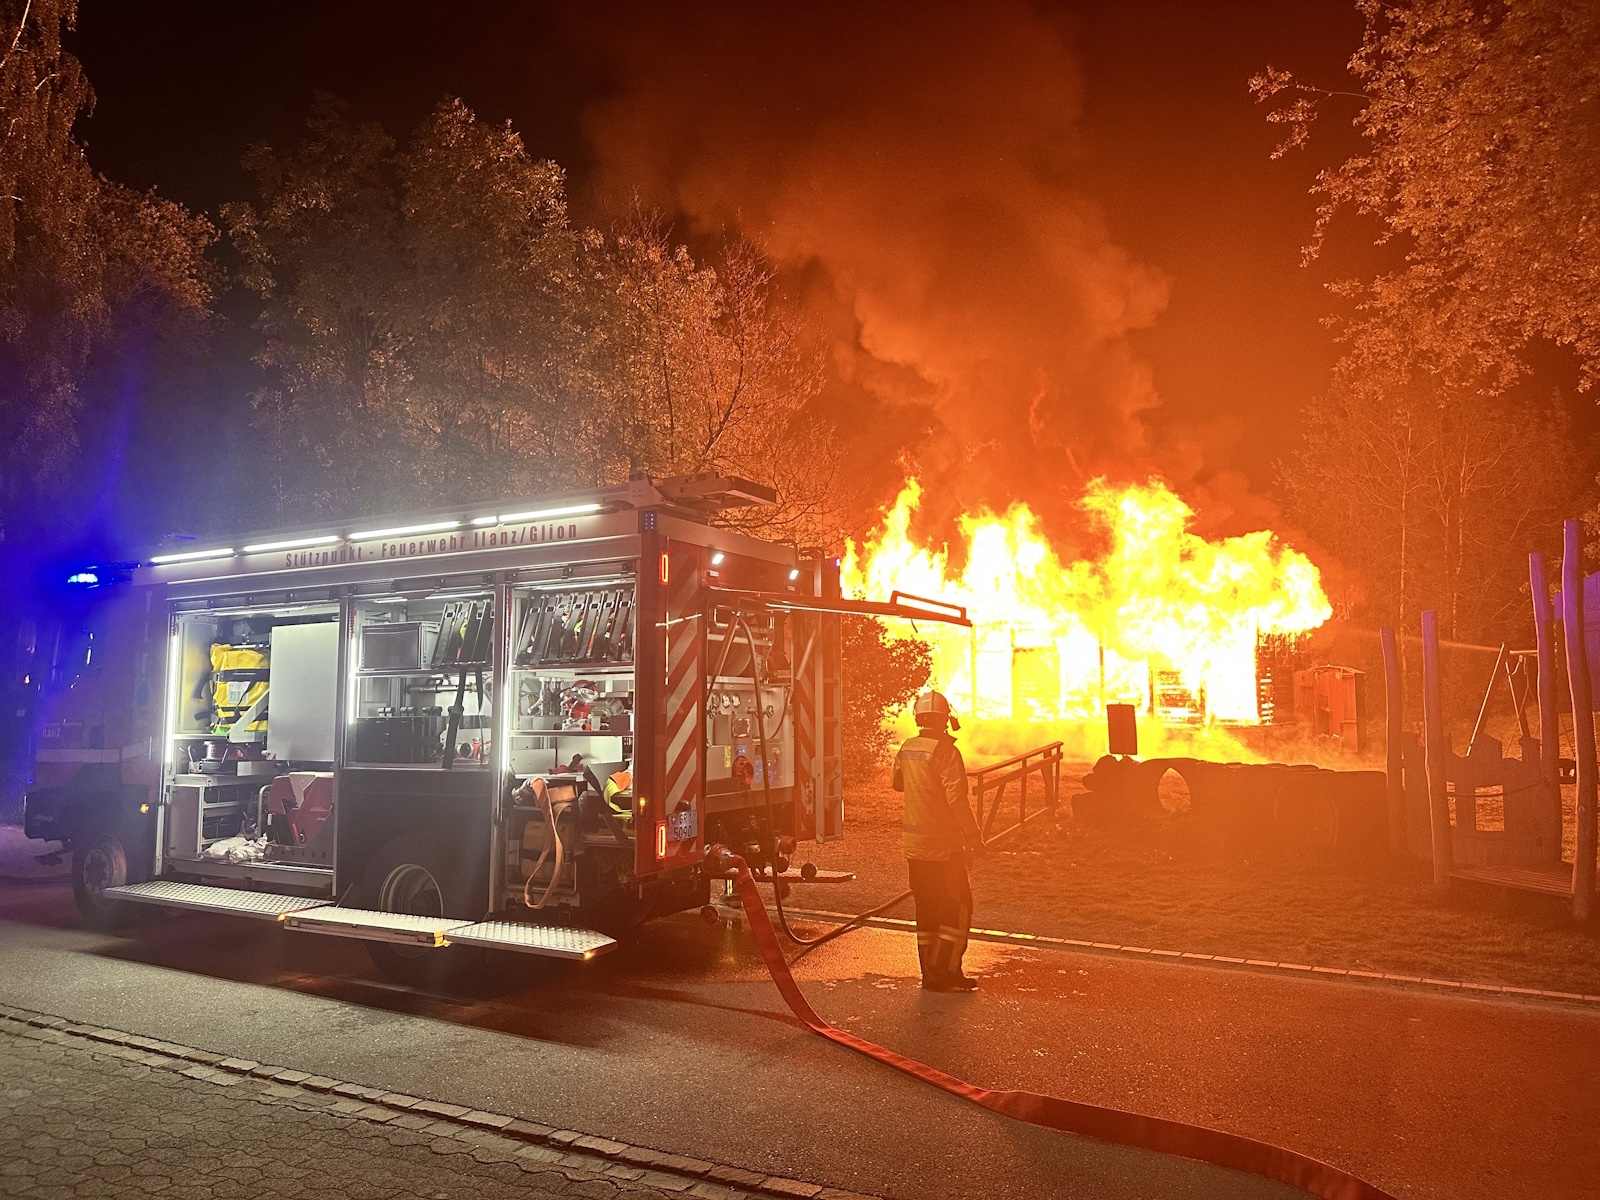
[471,502,602,527]
[499,502,603,523]
[149,546,236,564]
[349,519,461,540]
[242,534,341,554]
[140,477,770,565]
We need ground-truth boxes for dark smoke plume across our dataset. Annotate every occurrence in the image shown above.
[575,1,1171,544]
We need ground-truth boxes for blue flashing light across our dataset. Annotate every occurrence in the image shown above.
[66,571,101,586]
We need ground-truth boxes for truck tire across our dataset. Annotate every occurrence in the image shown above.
[71,831,141,930]
[355,833,485,988]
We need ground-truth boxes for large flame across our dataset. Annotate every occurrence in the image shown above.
[842,478,1331,752]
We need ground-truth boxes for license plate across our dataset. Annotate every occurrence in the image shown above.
[666,808,698,842]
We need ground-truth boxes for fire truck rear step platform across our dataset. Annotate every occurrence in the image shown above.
[282,906,618,958]
[283,907,471,946]
[444,921,616,960]
[281,915,611,966]
[104,881,331,920]
[104,882,618,959]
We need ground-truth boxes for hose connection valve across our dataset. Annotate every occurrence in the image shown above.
[703,843,743,878]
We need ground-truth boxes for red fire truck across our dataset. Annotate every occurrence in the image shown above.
[21,474,965,982]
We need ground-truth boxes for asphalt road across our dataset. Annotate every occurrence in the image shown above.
[2,837,1596,1200]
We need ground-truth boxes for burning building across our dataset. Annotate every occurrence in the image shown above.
[842,477,1331,736]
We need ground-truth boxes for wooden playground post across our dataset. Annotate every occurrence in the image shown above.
[1380,626,1406,854]
[1530,552,1562,863]
[1421,610,1453,889]
[1561,520,1597,921]
[1530,554,1560,792]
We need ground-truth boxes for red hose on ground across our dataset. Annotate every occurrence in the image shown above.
[715,851,1396,1200]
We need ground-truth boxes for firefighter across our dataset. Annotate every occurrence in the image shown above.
[892,690,983,992]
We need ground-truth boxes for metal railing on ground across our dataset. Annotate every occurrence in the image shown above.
[970,742,1063,841]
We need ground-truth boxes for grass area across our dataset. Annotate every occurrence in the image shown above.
[795,768,1600,997]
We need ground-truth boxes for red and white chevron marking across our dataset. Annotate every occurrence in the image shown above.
[661,558,703,851]
[793,615,819,842]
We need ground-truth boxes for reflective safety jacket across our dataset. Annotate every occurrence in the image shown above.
[891,732,980,861]
[208,644,270,734]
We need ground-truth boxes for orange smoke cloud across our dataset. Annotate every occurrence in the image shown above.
[575,1,1172,527]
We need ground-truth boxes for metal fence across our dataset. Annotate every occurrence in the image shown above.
[971,742,1063,841]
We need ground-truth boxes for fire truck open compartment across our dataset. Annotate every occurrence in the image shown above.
[153,557,663,947]
[28,475,967,981]
[161,601,341,884]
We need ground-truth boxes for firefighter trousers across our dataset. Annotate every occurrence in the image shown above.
[907,855,972,982]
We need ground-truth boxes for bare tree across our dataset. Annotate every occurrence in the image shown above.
[0,0,214,539]
[228,102,848,541]
[607,219,847,545]
[1286,333,1578,642]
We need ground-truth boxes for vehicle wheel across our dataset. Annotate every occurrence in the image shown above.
[71,832,140,930]
[355,833,485,988]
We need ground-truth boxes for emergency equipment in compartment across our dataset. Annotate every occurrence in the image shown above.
[263,772,335,865]
[27,473,970,983]
[203,642,271,735]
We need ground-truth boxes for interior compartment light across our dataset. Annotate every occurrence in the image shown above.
[710,551,725,566]
[150,546,236,564]
[162,632,181,766]
[346,646,361,727]
[349,520,460,540]
[242,534,340,553]
[498,502,602,523]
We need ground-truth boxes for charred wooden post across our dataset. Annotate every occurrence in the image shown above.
[1561,520,1597,921]
[1529,553,1562,839]
[1421,610,1453,889]
[1380,626,1406,854]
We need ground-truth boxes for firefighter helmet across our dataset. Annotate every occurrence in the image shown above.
[912,690,960,731]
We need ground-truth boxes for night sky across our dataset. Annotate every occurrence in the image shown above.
[66,1,1377,534]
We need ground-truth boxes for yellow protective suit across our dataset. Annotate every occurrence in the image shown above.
[209,644,269,734]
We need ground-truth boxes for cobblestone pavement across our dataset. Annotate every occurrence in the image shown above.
[0,1021,803,1200]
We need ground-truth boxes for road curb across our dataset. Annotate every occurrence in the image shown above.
[782,907,1600,1009]
[0,1001,877,1200]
